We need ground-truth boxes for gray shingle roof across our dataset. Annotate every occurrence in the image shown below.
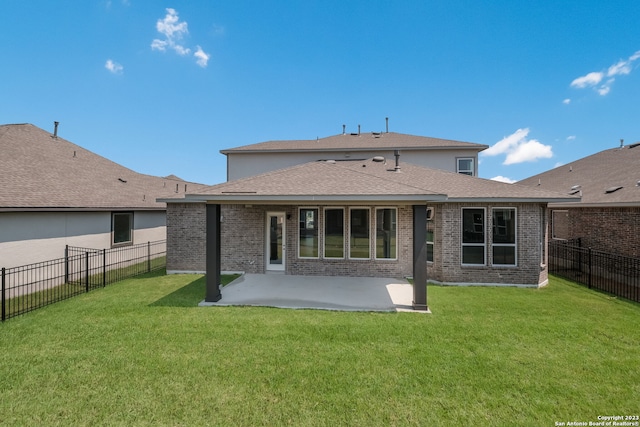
[0,124,208,210]
[167,158,577,204]
[221,132,488,153]
[518,144,640,206]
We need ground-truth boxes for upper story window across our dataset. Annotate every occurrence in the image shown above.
[112,212,133,246]
[457,158,474,176]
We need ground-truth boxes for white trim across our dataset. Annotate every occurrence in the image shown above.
[323,207,345,259]
[461,207,486,266]
[491,207,518,267]
[266,211,286,271]
[374,207,398,260]
[348,207,371,260]
[298,207,320,259]
[456,157,475,176]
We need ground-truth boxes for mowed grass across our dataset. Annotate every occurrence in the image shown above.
[0,272,638,426]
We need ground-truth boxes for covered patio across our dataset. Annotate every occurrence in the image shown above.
[199,273,425,312]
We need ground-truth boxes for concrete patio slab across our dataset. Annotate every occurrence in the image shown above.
[199,273,429,313]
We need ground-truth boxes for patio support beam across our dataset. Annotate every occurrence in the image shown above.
[205,203,222,302]
[412,205,428,311]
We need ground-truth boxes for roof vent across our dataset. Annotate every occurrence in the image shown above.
[571,185,581,190]
[372,156,385,163]
[342,124,346,135]
[605,186,623,194]
[325,159,336,164]
[629,142,640,149]
[118,178,127,183]
[52,121,59,139]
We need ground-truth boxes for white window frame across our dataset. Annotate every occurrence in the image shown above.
[491,207,517,267]
[426,207,434,263]
[298,207,319,259]
[457,157,475,176]
[461,207,486,266]
[323,207,345,259]
[348,207,371,260]
[374,207,398,261]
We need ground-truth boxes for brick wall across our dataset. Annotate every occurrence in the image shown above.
[430,202,547,286]
[166,203,206,272]
[561,207,640,258]
[166,201,549,286]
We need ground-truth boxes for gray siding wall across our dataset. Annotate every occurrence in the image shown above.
[227,149,479,180]
[0,210,166,268]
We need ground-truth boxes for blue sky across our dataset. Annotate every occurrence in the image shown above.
[2,1,639,185]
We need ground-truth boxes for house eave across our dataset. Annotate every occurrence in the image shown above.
[0,206,166,212]
[444,197,581,204]
[547,201,640,208]
[220,146,488,155]
[166,194,449,204]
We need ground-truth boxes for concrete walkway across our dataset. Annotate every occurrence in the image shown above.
[200,273,424,312]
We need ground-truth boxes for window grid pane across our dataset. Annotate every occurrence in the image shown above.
[324,209,344,258]
[462,208,485,265]
[299,209,318,258]
[376,208,397,259]
[350,209,370,259]
[492,208,517,266]
[113,213,132,245]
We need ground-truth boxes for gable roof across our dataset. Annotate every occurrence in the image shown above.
[162,158,578,204]
[0,124,208,211]
[221,132,488,154]
[518,144,640,207]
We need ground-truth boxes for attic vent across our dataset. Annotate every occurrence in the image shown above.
[629,142,640,149]
[372,156,385,163]
[605,186,623,194]
[118,178,127,183]
[571,185,581,190]
[568,189,580,195]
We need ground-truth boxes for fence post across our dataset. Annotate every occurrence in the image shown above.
[2,267,6,322]
[147,241,151,273]
[103,249,106,287]
[85,251,90,293]
[65,245,69,284]
[588,247,592,289]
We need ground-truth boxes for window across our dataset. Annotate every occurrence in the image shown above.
[349,208,370,259]
[457,158,474,176]
[299,208,319,258]
[112,212,133,246]
[375,208,397,259]
[324,208,344,258]
[462,208,485,265]
[492,208,517,266]
[426,207,434,262]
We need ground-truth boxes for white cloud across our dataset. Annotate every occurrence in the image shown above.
[504,139,553,165]
[105,59,123,74]
[490,176,516,184]
[562,98,571,105]
[194,46,210,68]
[570,71,603,88]
[566,135,576,141]
[482,128,553,165]
[570,50,640,96]
[151,8,191,56]
[151,8,212,67]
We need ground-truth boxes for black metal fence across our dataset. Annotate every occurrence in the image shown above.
[1,240,166,321]
[549,238,640,303]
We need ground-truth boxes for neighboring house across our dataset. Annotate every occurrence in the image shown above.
[222,128,487,180]
[518,143,640,258]
[0,123,208,268]
[162,130,577,309]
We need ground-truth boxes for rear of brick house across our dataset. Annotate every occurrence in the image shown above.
[162,139,577,290]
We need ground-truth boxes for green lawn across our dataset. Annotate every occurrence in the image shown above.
[0,272,638,426]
